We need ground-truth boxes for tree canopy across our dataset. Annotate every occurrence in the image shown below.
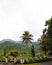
[40,17,52,54]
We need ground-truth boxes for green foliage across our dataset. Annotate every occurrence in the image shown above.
[31,45,35,57]
[35,54,48,61]
[3,48,6,56]
[0,40,40,54]
[0,39,41,62]
[40,17,52,54]
[9,50,18,57]
[0,56,5,61]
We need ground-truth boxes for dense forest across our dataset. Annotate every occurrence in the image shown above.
[0,39,40,54]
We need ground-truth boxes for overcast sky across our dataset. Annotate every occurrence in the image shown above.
[0,0,52,41]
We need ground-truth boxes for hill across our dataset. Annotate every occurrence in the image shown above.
[0,39,40,53]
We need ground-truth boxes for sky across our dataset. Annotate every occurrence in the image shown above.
[0,0,52,41]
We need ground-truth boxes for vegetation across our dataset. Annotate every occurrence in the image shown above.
[0,17,52,64]
[21,31,33,45]
[9,50,18,63]
[31,45,35,58]
[0,39,48,63]
[40,17,52,55]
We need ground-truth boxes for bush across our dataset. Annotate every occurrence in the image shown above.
[41,55,48,60]
[0,56,5,61]
[35,54,48,61]
[16,59,20,64]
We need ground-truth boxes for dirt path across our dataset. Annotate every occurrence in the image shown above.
[41,61,52,65]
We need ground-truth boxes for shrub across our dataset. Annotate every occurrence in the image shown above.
[0,56,5,61]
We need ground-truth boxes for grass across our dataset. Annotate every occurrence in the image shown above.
[22,63,40,65]
[0,63,40,65]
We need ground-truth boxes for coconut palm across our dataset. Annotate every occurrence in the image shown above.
[21,31,33,45]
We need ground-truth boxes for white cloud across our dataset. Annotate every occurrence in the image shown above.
[0,0,52,41]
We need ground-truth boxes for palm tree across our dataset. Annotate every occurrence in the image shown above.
[21,31,33,45]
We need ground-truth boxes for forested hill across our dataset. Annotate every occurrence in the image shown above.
[0,39,40,53]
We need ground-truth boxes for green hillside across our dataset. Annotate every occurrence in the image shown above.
[0,39,40,53]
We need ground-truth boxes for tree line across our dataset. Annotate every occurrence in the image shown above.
[21,17,52,55]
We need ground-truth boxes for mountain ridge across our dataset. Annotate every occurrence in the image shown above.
[0,39,40,53]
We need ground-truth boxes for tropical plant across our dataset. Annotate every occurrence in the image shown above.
[9,50,18,63]
[3,48,8,63]
[21,31,33,45]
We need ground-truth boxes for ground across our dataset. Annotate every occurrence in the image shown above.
[41,60,52,65]
[0,62,40,65]
[22,63,40,65]
[0,61,52,65]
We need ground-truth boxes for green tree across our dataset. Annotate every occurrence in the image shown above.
[21,31,33,45]
[31,45,35,58]
[3,48,6,56]
[40,17,52,54]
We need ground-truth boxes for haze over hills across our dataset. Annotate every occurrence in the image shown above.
[0,39,40,53]
[0,39,40,44]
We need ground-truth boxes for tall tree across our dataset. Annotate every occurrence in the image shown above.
[31,45,35,58]
[40,17,52,54]
[21,31,33,45]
